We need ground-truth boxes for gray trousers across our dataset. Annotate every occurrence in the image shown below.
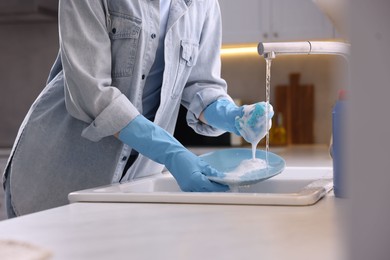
[4,166,17,218]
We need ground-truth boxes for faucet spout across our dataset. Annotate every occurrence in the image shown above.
[258,41,350,58]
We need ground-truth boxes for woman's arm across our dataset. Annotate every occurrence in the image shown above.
[181,0,234,136]
[59,0,139,142]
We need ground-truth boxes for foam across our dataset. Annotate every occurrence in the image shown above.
[236,104,270,145]
[224,158,267,180]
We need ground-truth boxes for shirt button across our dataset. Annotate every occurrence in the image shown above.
[122,156,127,161]
[141,74,146,80]
[151,33,156,39]
[112,28,117,34]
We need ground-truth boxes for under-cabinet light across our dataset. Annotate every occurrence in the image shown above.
[220,45,258,56]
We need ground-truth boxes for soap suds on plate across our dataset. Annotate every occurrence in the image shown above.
[224,158,267,180]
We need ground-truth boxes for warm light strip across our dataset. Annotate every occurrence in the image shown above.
[220,46,258,56]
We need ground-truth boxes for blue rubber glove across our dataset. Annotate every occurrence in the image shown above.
[204,99,274,144]
[203,99,244,135]
[119,115,229,192]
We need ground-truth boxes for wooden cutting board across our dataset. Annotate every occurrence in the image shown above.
[274,73,314,144]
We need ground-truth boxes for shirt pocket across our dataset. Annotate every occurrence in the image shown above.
[171,40,199,99]
[109,14,141,78]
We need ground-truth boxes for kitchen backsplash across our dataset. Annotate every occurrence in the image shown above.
[221,52,348,144]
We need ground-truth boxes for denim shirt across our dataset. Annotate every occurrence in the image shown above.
[3,0,232,215]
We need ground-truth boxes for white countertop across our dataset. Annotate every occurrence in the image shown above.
[0,196,346,260]
[0,145,345,260]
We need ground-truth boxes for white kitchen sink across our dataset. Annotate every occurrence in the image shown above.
[68,167,333,206]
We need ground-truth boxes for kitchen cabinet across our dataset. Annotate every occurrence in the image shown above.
[0,0,35,14]
[219,0,335,44]
[0,0,57,23]
[0,0,57,14]
[219,0,265,44]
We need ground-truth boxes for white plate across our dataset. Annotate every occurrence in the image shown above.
[200,148,286,186]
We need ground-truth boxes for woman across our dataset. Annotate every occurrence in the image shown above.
[3,0,273,217]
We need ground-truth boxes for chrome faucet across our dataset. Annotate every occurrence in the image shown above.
[257,40,351,175]
[258,41,350,59]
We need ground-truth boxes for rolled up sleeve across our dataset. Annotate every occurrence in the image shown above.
[59,0,139,142]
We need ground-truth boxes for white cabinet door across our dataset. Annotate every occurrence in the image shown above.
[269,0,335,41]
[219,0,266,44]
[219,0,335,44]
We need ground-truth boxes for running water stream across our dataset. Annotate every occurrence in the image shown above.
[264,58,272,165]
[251,58,272,161]
[224,57,273,192]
